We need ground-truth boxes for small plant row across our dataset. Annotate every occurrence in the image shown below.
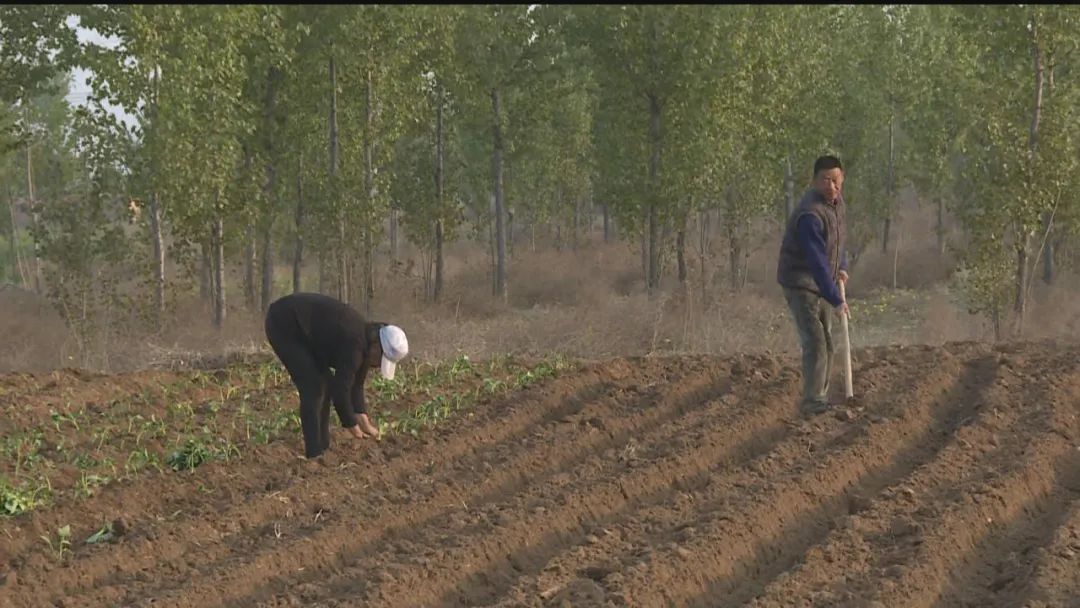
[0,355,574,518]
[0,359,295,517]
[38,519,127,562]
[376,354,573,437]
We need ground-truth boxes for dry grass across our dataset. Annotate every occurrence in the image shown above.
[4,200,1080,374]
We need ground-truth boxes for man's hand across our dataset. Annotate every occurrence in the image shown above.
[835,302,850,318]
[838,270,849,284]
[348,424,367,439]
[358,413,380,439]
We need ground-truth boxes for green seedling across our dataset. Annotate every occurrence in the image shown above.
[215,438,241,463]
[75,473,111,499]
[221,384,239,402]
[483,378,505,394]
[166,439,213,471]
[267,362,288,387]
[353,356,573,442]
[127,414,142,435]
[207,398,224,415]
[125,448,161,476]
[1,477,44,516]
[190,371,209,387]
[93,426,113,451]
[40,524,72,560]
[168,401,196,427]
[72,453,99,470]
[49,410,81,432]
[150,415,168,438]
[377,417,392,438]
[450,353,474,377]
[102,456,119,478]
[52,436,70,458]
[85,521,116,545]
[4,430,45,475]
[370,375,401,401]
[255,363,272,390]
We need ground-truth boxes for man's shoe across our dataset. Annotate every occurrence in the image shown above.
[800,399,831,416]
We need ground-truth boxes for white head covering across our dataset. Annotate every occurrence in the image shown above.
[378,325,409,380]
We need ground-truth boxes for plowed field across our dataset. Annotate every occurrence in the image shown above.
[2,341,1079,608]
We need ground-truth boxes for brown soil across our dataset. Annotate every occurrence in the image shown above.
[2,341,1079,608]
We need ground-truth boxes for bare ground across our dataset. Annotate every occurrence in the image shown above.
[2,339,1079,608]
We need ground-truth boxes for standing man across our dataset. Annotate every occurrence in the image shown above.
[264,292,409,458]
[776,155,850,415]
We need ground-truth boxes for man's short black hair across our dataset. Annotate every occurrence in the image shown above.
[813,155,843,176]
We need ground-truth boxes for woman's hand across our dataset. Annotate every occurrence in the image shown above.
[358,413,380,439]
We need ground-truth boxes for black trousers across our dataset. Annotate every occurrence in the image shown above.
[264,309,334,458]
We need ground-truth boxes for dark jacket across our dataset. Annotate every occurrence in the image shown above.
[777,189,848,307]
[265,292,380,428]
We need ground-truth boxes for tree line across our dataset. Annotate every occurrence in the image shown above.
[2,5,1079,351]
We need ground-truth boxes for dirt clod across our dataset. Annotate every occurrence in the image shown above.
[835,409,857,422]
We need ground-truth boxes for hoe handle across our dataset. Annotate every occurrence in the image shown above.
[840,281,853,399]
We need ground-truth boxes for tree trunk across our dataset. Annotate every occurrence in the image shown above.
[726,188,741,293]
[1036,21,1053,287]
[260,219,274,313]
[389,209,398,261]
[659,219,671,285]
[318,251,327,294]
[361,224,372,316]
[1030,17,1043,156]
[647,93,662,294]
[742,243,751,291]
[491,87,508,303]
[893,231,901,290]
[699,209,711,308]
[1016,14,1044,336]
[146,192,166,318]
[362,68,375,316]
[882,115,895,254]
[338,215,349,303]
[554,186,564,252]
[329,54,339,178]
[603,203,611,243]
[1013,238,1029,337]
[507,211,515,260]
[420,240,432,301]
[434,90,445,303]
[293,151,304,293]
[784,155,794,222]
[261,65,279,312]
[572,193,580,251]
[200,243,211,302]
[7,186,27,287]
[640,230,647,282]
[936,196,946,256]
[212,206,226,330]
[244,224,257,311]
[992,306,1002,342]
[25,138,43,294]
[1041,212,1054,285]
[676,213,687,284]
[505,158,515,261]
[729,238,742,293]
[489,199,497,297]
[328,55,345,302]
